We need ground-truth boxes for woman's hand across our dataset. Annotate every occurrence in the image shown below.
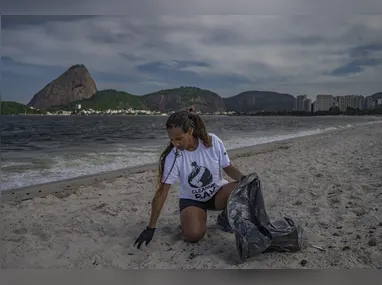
[134,226,156,249]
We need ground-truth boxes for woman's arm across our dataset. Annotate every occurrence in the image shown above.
[148,183,171,228]
[213,134,245,182]
[148,147,179,228]
[223,163,245,181]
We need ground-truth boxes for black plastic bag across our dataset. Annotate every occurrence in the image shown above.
[264,216,307,254]
[226,172,307,262]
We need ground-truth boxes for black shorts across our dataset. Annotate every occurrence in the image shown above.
[179,192,219,213]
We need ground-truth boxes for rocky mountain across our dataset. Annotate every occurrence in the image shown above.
[27,64,97,110]
[223,91,296,113]
[141,86,226,113]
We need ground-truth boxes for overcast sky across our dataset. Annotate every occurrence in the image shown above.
[2,13,382,103]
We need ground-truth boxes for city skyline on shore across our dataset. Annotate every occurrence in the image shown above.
[297,93,382,113]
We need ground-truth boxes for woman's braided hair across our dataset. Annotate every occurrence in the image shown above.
[155,110,212,194]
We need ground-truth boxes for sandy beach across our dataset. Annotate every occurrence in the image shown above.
[1,121,381,269]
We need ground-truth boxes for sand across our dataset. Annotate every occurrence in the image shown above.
[1,121,382,269]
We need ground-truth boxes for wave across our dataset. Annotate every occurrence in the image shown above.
[1,120,380,191]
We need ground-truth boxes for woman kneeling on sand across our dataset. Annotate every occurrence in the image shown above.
[134,110,246,249]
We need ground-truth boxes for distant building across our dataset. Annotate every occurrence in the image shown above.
[315,95,335,111]
[312,100,319,113]
[373,98,382,109]
[312,94,377,113]
[335,96,346,112]
[303,99,312,112]
[364,96,373,110]
[357,95,365,110]
[344,95,364,110]
[297,95,307,111]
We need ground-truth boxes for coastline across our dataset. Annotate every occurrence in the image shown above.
[0,124,364,203]
[1,121,381,269]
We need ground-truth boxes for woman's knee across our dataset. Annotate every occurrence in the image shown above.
[180,206,207,243]
[182,227,206,243]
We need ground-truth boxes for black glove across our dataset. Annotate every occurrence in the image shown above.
[240,175,247,181]
[134,226,156,249]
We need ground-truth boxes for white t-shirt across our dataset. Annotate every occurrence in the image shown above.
[161,133,230,202]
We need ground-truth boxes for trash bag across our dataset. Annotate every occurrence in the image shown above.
[226,172,307,262]
[263,216,307,254]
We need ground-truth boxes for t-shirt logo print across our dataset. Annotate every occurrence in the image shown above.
[188,161,213,188]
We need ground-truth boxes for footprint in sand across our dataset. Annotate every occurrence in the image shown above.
[13,226,52,242]
[351,208,367,217]
[158,225,183,243]
[170,232,183,243]
[30,226,52,242]
[160,226,177,235]
[308,207,320,215]
[12,227,27,235]
[327,196,341,206]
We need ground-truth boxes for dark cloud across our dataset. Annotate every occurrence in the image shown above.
[330,59,382,76]
[1,14,382,102]
[135,60,252,89]
[1,0,382,14]
[349,44,382,58]
[1,15,96,28]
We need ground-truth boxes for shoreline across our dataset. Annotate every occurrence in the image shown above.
[3,113,382,117]
[1,121,379,202]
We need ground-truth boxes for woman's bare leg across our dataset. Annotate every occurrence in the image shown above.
[214,181,239,232]
[179,182,239,240]
[214,181,239,210]
[180,206,207,243]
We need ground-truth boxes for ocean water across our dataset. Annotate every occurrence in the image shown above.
[1,115,380,191]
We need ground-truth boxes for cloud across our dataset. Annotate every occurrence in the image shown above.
[1,0,382,15]
[2,13,382,103]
